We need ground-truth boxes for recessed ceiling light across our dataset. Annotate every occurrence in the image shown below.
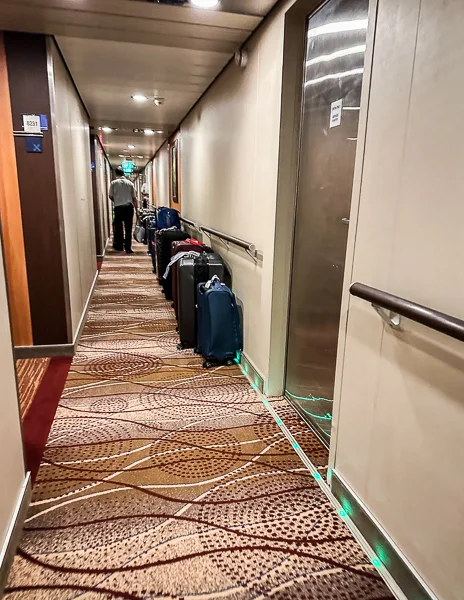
[190,0,220,7]
[118,154,125,158]
[100,126,113,133]
[153,97,164,106]
[137,155,144,159]
[131,94,149,102]
[155,130,164,134]
[127,145,136,149]
[144,129,155,135]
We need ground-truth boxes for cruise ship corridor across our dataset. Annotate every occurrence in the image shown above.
[6,247,393,600]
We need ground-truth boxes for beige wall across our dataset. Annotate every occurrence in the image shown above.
[0,237,26,571]
[178,0,293,382]
[144,161,153,206]
[331,1,464,599]
[153,142,170,208]
[50,42,97,337]
[94,138,110,253]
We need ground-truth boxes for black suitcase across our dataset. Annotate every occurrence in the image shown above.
[156,229,189,286]
[177,252,230,350]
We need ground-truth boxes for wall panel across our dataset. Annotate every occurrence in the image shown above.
[333,0,464,597]
[179,0,293,381]
[49,41,96,337]
[154,142,170,208]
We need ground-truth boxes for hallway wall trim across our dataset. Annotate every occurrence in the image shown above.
[331,471,438,600]
[97,237,110,262]
[14,269,98,359]
[239,352,265,395]
[0,473,31,597]
[265,0,316,397]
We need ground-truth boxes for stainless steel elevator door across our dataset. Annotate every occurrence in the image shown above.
[285,0,369,445]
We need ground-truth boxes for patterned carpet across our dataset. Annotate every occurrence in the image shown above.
[15,358,50,418]
[6,246,394,600]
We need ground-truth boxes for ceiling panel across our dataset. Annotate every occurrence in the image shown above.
[0,0,282,167]
[57,36,232,164]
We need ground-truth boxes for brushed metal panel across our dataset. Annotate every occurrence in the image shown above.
[285,0,369,444]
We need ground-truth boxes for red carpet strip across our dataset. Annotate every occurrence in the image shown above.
[22,357,72,484]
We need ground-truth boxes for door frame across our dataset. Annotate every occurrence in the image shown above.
[169,131,181,211]
[266,0,379,429]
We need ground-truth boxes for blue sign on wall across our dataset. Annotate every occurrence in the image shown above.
[25,137,43,153]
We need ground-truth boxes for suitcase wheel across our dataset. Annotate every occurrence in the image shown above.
[203,360,214,369]
[177,342,185,351]
[194,348,201,355]
[175,327,179,333]
[225,359,235,367]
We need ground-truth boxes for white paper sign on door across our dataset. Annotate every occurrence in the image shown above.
[329,100,343,128]
[22,114,41,134]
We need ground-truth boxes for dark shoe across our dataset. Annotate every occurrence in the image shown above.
[126,249,135,254]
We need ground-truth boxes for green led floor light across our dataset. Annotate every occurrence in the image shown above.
[286,390,333,403]
[338,495,354,518]
[374,542,390,567]
[301,408,332,421]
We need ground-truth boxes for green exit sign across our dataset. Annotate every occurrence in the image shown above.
[121,161,135,175]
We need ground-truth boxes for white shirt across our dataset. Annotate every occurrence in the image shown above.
[109,177,135,208]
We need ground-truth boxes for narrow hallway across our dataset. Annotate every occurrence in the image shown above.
[6,247,392,600]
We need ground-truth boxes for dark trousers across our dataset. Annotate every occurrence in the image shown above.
[113,204,134,252]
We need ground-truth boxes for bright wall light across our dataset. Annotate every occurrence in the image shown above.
[131,94,149,102]
[305,67,364,86]
[144,129,155,135]
[308,19,368,38]
[190,0,219,8]
[101,126,113,133]
[307,45,366,66]
[127,144,136,149]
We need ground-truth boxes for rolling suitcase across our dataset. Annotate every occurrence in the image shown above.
[156,229,189,287]
[177,252,229,350]
[170,239,204,310]
[196,276,242,368]
[162,239,204,302]
[157,207,180,230]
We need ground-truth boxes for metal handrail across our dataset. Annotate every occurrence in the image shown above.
[180,217,259,263]
[180,217,197,228]
[350,282,464,342]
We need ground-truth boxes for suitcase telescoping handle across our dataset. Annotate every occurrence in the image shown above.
[199,275,223,295]
[205,275,221,290]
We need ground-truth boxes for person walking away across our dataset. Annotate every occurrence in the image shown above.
[109,167,137,254]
